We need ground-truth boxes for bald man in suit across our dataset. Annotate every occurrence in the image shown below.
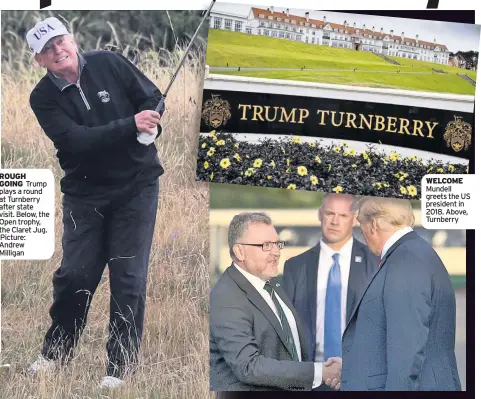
[282,194,378,391]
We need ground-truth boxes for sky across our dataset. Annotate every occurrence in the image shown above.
[212,3,481,53]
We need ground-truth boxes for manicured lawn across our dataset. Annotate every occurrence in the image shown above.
[206,29,476,94]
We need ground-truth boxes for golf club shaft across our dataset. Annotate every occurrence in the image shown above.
[155,0,216,112]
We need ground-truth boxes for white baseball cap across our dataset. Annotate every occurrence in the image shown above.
[26,17,69,54]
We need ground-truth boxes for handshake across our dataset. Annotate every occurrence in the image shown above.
[135,109,163,146]
[321,357,342,390]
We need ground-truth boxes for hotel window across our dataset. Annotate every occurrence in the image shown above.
[259,14,264,18]
[369,35,372,38]
[292,20,296,24]
[260,21,265,27]
[300,29,303,34]
[312,31,315,36]
[214,17,221,29]
[279,31,284,38]
[277,17,281,21]
[264,29,268,36]
[285,19,289,22]
[246,27,252,34]
[311,24,316,28]
[235,21,242,32]
[298,35,302,41]
[312,37,315,43]
[225,19,232,30]
[272,31,278,37]
[268,16,273,20]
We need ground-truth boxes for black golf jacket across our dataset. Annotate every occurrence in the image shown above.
[30,50,164,197]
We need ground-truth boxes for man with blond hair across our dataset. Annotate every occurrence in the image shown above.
[25,17,164,388]
[282,193,378,391]
[341,196,461,391]
[210,212,342,392]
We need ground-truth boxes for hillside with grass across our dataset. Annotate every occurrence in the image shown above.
[206,29,476,94]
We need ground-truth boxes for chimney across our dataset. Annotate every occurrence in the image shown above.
[286,8,289,17]
[323,16,326,23]
[363,24,366,30]
[390,29,393,36]
[305,12,309,22]
[270,6,274,14]
[380,27,383,34]
[372,26,375,31]
[353,22,356,28]
[434,38,436,45]
[416,34,419,42]
[344,20,347,28]
[401,32,404,41]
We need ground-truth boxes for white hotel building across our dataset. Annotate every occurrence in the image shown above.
[210,7,450,65]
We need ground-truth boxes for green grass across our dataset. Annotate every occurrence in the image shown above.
[390,55,478,79]
[206,29,476,94]
[213,69,476,94]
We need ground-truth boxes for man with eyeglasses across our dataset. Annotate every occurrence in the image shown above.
[25,17,164,389]
[210,212,342,393]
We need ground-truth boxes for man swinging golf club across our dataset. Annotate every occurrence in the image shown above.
[26,17,164,389]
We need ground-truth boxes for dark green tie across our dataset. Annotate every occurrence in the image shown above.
[264,281,299,361]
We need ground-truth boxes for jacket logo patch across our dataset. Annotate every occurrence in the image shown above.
[97,90,110,103]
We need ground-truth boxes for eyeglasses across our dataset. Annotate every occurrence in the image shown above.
[236,241,285,251]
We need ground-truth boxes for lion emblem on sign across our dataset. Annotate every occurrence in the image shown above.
[201,94,231,129]
[443,115,472,153]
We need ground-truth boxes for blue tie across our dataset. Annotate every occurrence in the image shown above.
[324,253,342,359]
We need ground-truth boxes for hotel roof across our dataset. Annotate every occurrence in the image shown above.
[251,7,448,50]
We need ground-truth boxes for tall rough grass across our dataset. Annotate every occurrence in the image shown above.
[0,41,212,398]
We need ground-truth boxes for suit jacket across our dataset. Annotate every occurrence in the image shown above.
[210,264,315,391]
[341,231,461,391]
[282,238,378,362]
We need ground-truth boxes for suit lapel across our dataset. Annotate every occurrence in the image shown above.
[346,239,364,322]
[274,280,309,361]
[344,231,419,332]
[227,265,292,355]
[306,243,320,346]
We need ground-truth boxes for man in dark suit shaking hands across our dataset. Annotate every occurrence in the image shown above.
[210,212,342,392]
[282,193,378,391]
[341,196,461,390]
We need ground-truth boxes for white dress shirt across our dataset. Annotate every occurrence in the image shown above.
[381,226,413,260]
[315,237,353,363]
[234,263,323,388]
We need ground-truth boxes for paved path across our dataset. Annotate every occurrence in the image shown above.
[210,66,438,75]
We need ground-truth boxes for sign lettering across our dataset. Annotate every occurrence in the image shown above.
[200,90,473,159]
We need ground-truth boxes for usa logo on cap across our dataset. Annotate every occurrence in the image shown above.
[26,17,69,54]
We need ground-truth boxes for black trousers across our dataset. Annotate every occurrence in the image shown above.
[41,178,159,379]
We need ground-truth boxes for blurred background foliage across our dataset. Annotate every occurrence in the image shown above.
[209,182,422,209]
[1,10,209,70]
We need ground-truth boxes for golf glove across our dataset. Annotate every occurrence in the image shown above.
[137,126,158,146]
